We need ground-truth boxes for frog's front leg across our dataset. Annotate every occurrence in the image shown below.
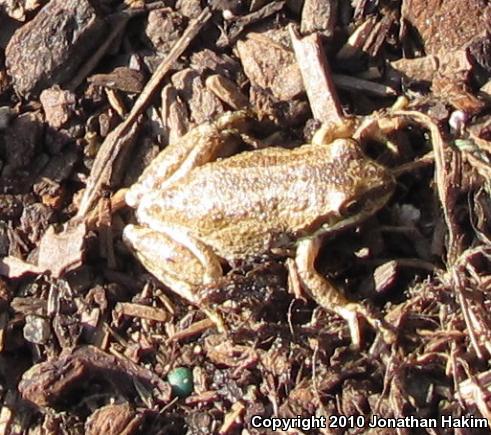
[295,236,395,346]
[123,224,226,330]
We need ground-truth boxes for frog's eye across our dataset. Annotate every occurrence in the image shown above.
[340,199,363,217]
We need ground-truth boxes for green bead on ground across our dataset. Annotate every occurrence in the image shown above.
[167,367,194,398]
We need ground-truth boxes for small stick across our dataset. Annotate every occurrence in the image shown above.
[332,73,398,97]
[289,26,345,125]
[168,318,215,341]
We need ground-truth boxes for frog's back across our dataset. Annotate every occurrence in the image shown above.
[136,140,392,260]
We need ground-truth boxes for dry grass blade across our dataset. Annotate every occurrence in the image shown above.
[459,370,491,426]
[394,110,464,265]
[76,121,140,218]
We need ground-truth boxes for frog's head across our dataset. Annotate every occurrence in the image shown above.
[326,139,395,230]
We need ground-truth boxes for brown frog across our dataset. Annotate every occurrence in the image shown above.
[123,111,396,343]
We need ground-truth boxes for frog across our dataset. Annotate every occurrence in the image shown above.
[123,111,396,345]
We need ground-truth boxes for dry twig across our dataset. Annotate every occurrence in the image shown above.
[76,7,213,218]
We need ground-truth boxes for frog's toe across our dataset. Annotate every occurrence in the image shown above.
[334,306,362,348]
[312,118,357,145]
[337,303,397,347]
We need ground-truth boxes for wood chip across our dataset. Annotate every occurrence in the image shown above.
[88,67,145,93]
[168,318,215,341]
[116,302,170,322]
[18,345,171,408]
[37,223,87,277]
[390,55,439,84]
[336,17,377,60]
[85,403,143,435]
[332,73,398,97]
[5,0,106,96]
[105,88,127,117]
[76,7,212,218]
[205,74,249,110]
[171,68,224,124]
[402,0,491,55]
[218,402,245,435]
[161,84,191,144]
[0,256,43,279]
[145,8,186,54]
[373,261,399,294]
[39,87,76,129]
[218,1,285,47]
[301,0,337,37]
[289,26,344,124]
[237,28,304,102]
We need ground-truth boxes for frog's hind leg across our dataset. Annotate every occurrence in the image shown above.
[295,236,395,347]
[123,224,226,331]
[126,111,252,207]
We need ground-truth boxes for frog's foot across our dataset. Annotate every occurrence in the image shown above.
[123,224,226,332]
[311,112,407,154]
[126,111,252,207]
[294,237,396,347]
[311,117,358,146]
[352,99,440,154]
[353,114,408,149]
